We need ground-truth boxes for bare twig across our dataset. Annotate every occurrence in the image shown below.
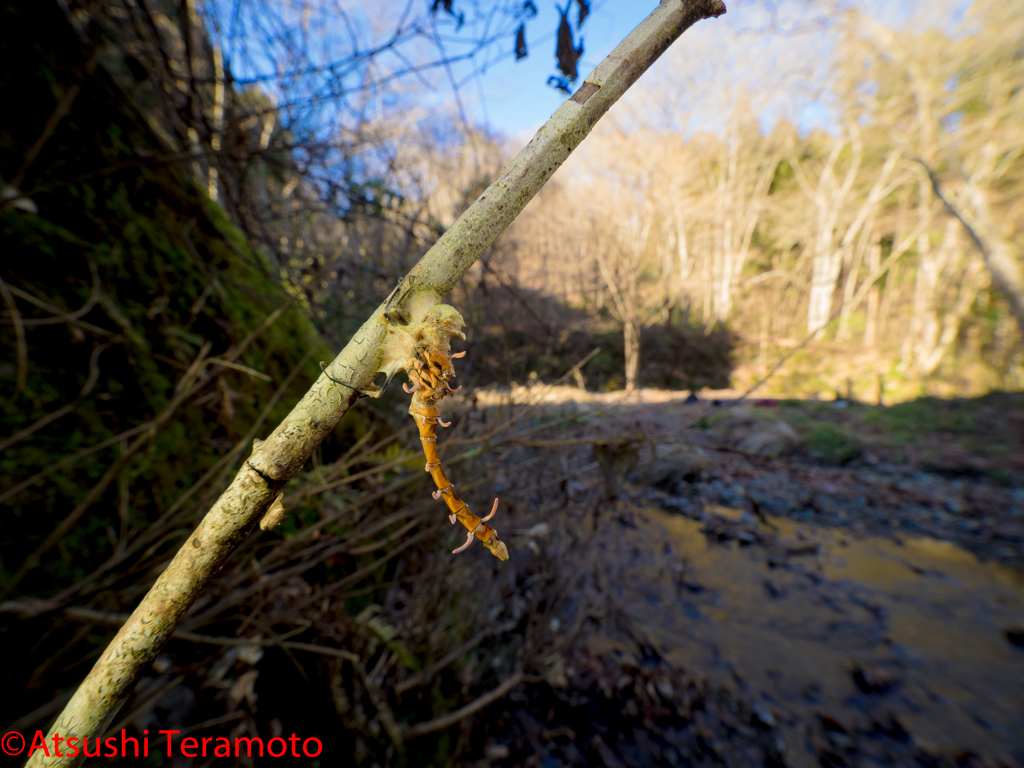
[0,422,150,507]
[2,282,113,337]
[395,619,519,695]
[0,342,111,453]
[63,607,360,660]
[205,358,272,381]
[0,343,214,600]
[6,47,102,194]
[0,261,102,327]
[50,349,317,608]
[0,275,29,400]
[404,671,525,739]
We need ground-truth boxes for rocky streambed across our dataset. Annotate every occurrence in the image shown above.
[453,393,1024,768]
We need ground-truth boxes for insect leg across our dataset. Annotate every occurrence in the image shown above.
[480,498,499,522]
[452,529,476,554]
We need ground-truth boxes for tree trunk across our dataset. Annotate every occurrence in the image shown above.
[808,247,840,336]
[923,166,1024,340]
[864,240,881,348]
[623,319,640,392]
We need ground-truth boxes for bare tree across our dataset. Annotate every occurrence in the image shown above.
[699,104,785,324]
[591,198,665,391]
[789,120,863,336]
[854,1,1024,337]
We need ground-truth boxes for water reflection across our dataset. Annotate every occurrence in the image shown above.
[594,507,1024,756]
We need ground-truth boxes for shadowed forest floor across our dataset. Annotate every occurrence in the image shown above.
[443,389,1024,768]
[6,389,1022,768]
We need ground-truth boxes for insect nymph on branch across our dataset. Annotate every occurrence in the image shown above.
[322,302,509,561]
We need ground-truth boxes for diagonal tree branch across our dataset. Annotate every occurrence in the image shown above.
[917,159,1024,337]
[24,2,727,764]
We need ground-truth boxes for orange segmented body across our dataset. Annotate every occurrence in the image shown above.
[405,338,509,561]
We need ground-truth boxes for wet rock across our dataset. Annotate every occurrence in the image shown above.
[737,420,800,457]
[710,407,801,457]
[817,748,848,767]
[852,664,898,694]
[951,750,1023,768]
[703,478,749,508]
[541,726,576,742]
[701,514,769,546]
[634,441,709,493]
[869,715,910,742]
[590,736,626,768]
[813,492,868,520]
[817,714,848,734]
[751,703,777,728]
[484,743,511,760]
[783,543,820,557]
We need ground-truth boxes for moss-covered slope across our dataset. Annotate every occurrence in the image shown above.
[0,0,330,596]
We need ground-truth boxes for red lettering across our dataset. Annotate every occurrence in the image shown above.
[267,737,287,757]
[27,731,50,757]
[121,730,140,758]
[180,737,198,757]
[214,737,231,757]
[52,733,65,757]
[289,734,301,757]
[144,731,149,757]
[201,736,213,756]
[235,736,263,757]
[160,730,179,757]
[65,736,79,758]
[303,737,323,757]
[104,735,118,757]
[83,736,101,757]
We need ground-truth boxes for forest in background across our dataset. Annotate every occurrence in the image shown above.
[152,0,1022,403]
[499,0,1024,399]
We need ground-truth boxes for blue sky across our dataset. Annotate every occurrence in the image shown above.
[459,1,654,136]
[445,0,842,141]
[445,0,973,141]
[205,0,972,149]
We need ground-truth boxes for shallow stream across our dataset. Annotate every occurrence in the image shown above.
[590,507,1024,762]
